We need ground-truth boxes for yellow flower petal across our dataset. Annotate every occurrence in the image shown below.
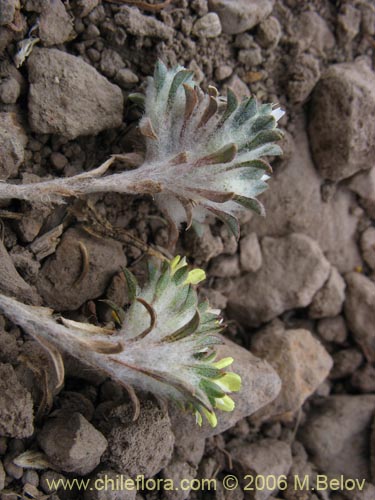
[184,268,206,285]
[195,411,203,426]
[213,357,234,369]
[215,395,235,412]
[202,407,218,428]
[216,372,242,392]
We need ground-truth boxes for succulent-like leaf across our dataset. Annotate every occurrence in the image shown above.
[0,256,241,427]
[0,63,284,241]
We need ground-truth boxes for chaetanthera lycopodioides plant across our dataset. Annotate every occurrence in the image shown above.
[1,61,284,241]
[0,256,241,427]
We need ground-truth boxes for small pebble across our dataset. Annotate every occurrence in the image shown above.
[215,65,233,81]
[115,68,139,88]
[0,77,21,104]
[192,12,222,38]
[50,152,68,171]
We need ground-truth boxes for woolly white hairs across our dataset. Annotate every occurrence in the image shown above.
[1,61,284,242]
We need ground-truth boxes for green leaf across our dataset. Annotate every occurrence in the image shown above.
[191,365,223,378]
[246,129,284,151]
[199,379,225,399]
[154,266,170,299]
[251,114,276,134]
[222,88,238,122]
[232,96,257,128]
[128,93,145,107]
[205,206,240,240]
[167,70,194,110]
[163,310,200,343]
[234,195,265,216]
[122,267,138,301]
[173,266,189,285]
[154,60,167,94]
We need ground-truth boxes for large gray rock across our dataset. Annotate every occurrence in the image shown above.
[229,439,293,500]
[299,396,375,480]
[208,0,274,34]
[308,61,375,181]
[345,272,375,362]
[38,0,74,46]
[348,167,375,219]
[0,0,16,25]
[244,126,362,272]
[169,336,281,438]
[251,324,333,420]
[38,412,107,475]
[114,6,174,40]
[0,112,27,180]
[98,399,175,478]
[360,227,375,270]
[37,227,126,311]
[0,363,34,438]
[227,233,331,327]
[28,48,123,139]
[309,266,346,318]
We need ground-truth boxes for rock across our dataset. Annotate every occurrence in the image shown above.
[0,329,19,363]
[209,255,240,278]
[251,325,333,420]
[0,76,21,104]
[360,227,375,270]
[317,316,348,344]
[37,227,127,311]
[184,225,223,265]
[50,152,68,171]
[39,0,74,46]
[344,272,375,362]
[114,7,174,40]
[98,399,174,478]
[208,0,275,35]
[57,391,95,421]
[39,471,66,494]
[83,469,136,500]
[0,460,5,490]
[0,112,27,180]
[299,395,375,480]
[293,11,335,56]
[161,457,197,500]
[308,61,375,181]
[351,364,375,393]
[0,0,16,25]
[330,348,364,380]
[288,53,320,104]
[309,266,346,318]
[244,125,362,272]
[215,65,233,81]
[238,46,263,68]
[239,232,262,272]
[225,74,250,99]
[0,363,34,438]
[38,412,107,475]
[28,48,123,139]
[169,336,281,438]
[192,13,222,38]
[229,439,292,500]
[347,167,375,219]
[75,0,99,18]
[256,16,281,48]
[337,4,361,44]
[227,233,330,327]
[115,68,139,89]
[99,48,125,79]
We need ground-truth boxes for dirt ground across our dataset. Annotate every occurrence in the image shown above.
[1,0,375,499]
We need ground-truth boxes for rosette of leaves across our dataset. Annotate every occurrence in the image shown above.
[0,256,241,427]
[0,62,283,240]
